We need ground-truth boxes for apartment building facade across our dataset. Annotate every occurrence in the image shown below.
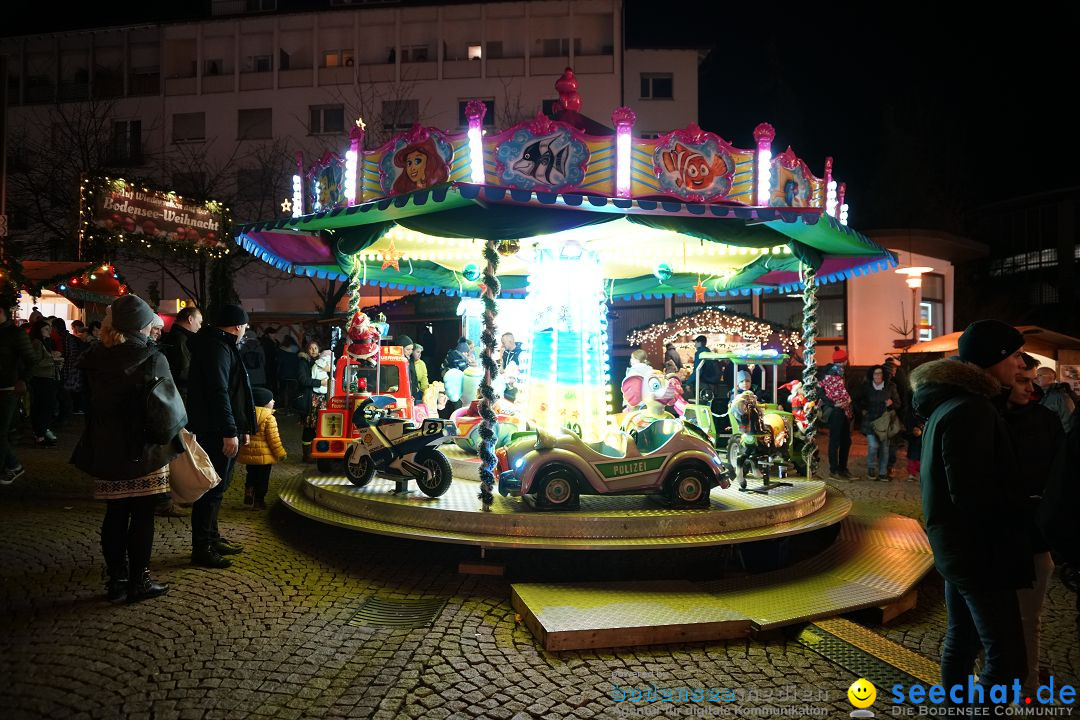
[2,0,701,313]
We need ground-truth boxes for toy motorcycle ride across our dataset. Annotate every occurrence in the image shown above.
[344,396,458,497]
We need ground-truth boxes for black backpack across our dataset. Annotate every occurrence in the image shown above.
[242,347,263,371]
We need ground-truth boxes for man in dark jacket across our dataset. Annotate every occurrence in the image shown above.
[160,306,203,401]
[186,304,256,569]
[910,320,1030,703]
[1004,353,1065,695]
[1,305,37,485]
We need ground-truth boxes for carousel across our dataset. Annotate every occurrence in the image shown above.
[237,70,931,646]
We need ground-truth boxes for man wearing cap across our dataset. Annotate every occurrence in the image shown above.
[186,304,256,569]
[911,320,1031,701]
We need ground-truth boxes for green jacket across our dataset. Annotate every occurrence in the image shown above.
[29,338,59,380]
[0,321,36,389]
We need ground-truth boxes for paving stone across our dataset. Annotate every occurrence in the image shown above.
[1,422,1076,720]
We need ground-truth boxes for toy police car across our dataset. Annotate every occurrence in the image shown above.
[495,418,730,510]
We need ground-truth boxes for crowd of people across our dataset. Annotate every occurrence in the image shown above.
[4,298,1078,698]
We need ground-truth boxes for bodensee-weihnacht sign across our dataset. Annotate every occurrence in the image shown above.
[81,177,230,257]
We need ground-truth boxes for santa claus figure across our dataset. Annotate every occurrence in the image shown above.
[345,311,381,366]
[781,380,810,432]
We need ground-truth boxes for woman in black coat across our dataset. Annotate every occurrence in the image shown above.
[71,295,183,603]
[854,365,902,481]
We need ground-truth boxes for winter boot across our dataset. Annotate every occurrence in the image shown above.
[127,569,169,603]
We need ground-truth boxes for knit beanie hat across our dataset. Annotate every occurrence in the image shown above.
[396,335,414,348]
[252,386,274,407]
[109,295,156,335]
[737,370,752,383]
[958,320,1024,368]
[214,304,249,327]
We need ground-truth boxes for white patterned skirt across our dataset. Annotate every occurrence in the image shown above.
[94,465,170,501]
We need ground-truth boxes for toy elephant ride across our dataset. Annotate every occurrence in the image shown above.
[344,396,459,497]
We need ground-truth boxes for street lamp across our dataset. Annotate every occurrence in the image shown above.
[895,266,933,344]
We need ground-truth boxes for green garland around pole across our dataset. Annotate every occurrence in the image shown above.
[476,239,502,508]
[800,263,820,478]
[347,255,361,316]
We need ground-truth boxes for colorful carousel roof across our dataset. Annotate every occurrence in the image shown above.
[237,69,895,300]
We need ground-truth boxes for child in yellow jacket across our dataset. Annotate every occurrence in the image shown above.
[239,387,287,510]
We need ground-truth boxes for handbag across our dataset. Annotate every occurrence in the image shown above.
[169,429,221,504]
[871,409,902,440]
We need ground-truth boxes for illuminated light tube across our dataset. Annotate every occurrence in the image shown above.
[612,107,636,198]
[826,180,838,217]
[753,123,775,206]
[291,174,303,218]
[344,150,358,205]
[464,99,488,184]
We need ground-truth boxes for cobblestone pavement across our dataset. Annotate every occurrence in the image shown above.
[2,420,1077,720]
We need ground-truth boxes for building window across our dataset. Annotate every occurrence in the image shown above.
[458,99,495,128]
[309,105,345,135]
[538,38,581,57]
[919,273,945,341]
[108,120,142,166]
[542,99,558,117]
[204,59,225,76]
[322,49,354,68]
[172,172,206,196]
[245,54,272,73]
[485,41,503,59]
[234,167,274,202]
[172,112,206,143]
[467,44,482,61]
[640,73,674,100]
[238,108,272,140]
[243,0,277,12]
[401,45,429,63]
[382,99,419,132]
[761,282,846,340]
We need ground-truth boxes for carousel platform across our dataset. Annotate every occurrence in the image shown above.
[278,447,851,550]
[511,510,934,650]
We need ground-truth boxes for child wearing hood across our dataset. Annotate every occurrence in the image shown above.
[238,387,287,510]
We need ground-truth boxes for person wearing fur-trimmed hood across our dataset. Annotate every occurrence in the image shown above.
[910,320,1031,701]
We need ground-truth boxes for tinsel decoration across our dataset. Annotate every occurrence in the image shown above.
[476,239,502,508]
[799,263,820,477]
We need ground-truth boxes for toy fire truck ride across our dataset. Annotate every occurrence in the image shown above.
[344,397,458,497]
[311,346,415,473]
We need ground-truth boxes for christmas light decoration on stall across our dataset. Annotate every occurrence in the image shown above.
[627,308,801,353]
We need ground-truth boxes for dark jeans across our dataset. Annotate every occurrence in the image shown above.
[101,494,161,579]
[942,581,1027,705]
[277,379,298,415]
[244,464,272,502]
[29,376,58,437]
[0,391,19,469]
[191,434,235,551]
[827,409,851,472]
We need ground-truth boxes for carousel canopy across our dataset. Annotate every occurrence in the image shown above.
[236,69,895,300]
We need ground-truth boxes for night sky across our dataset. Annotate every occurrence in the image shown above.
[629,1,1079,229]
[6,1,1077,230]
